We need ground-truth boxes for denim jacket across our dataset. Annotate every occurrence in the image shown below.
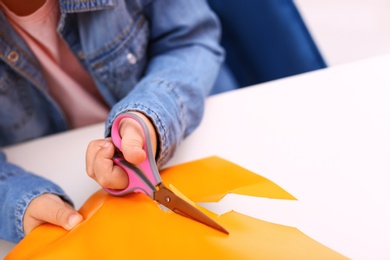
[0,0,224,243]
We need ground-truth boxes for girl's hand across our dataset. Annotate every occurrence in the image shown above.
[23,193,82,235]
[85,112,157,190]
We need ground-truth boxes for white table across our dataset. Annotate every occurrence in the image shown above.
[2,53,390,259]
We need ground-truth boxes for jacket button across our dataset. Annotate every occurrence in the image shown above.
[7,50,19,63]
[126,52,137,65]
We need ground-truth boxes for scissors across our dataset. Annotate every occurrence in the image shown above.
[104,113,228,235]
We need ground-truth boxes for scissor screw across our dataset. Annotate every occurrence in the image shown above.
[165,196,171,203]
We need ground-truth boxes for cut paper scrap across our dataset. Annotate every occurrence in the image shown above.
[161,156,297,202]
[6,156,348,260]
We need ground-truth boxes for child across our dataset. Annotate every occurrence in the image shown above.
[0,0,226,243]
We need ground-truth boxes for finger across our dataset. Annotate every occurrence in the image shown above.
[119,118,146,164]
[93,140,129,189]
[85,139,111,179]
[23,194,83,235]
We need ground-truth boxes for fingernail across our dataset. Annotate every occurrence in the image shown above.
[67,214,82,229]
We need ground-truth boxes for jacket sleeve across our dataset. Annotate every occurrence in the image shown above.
[0,150,72,243]
[106,0,224,168]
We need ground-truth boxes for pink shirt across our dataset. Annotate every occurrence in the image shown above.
[1,0,109,129]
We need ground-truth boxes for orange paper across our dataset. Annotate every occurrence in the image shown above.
[6,156,348,259]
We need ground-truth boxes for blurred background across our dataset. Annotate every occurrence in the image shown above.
[295,0,390,66]
[208,0,390,93]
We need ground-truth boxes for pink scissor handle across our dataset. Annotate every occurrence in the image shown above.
[108,156,156,197]
[104,112,162,197]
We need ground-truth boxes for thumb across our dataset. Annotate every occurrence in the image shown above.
[119,117,146,164]
[24,194,83,235]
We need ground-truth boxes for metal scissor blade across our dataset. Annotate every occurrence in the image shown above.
[154,184,229,235]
